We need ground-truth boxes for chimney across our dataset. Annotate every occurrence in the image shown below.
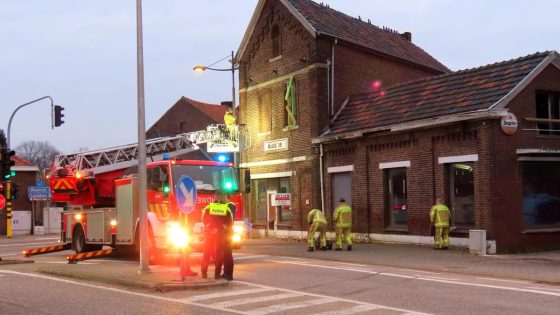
[401,32,412,42]
[221,101,233,108]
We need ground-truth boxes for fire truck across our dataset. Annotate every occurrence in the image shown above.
[48,125,249,259]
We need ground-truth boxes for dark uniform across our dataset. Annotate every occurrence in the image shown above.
[221,201,236,281]
[201,199,233,279]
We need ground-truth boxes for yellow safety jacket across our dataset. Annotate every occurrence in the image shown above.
[307,209,327,225]
[334,205,352,228]
[224,112,236,126]
[430,203,450,227]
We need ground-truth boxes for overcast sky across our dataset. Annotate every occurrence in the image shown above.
[1,0,559,154]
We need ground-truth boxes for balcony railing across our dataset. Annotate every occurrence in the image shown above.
[524,117,560,135]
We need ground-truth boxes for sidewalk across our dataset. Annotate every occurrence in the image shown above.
[241,239,560,284]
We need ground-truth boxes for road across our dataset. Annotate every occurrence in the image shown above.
[1,236,559,314]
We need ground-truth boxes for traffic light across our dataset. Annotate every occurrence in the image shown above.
[11,183,20,199]
[54,105,65,127]
[1,149,16,180]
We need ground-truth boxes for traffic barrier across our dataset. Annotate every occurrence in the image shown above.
[67,248,113,264]
[22,244,71,257]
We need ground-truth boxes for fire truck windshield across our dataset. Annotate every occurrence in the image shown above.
[171,164,239,193]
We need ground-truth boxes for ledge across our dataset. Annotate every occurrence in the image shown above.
[522,227,560,234]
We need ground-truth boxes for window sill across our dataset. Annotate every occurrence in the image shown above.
[269,55,282,63]
[522,227,560,234]
[383,227,409,233]
[283,125,299,132]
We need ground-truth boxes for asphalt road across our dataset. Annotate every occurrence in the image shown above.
[1,236,559,314]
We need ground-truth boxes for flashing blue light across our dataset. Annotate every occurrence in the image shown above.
[217,154,227,162]
[162,154,170,160]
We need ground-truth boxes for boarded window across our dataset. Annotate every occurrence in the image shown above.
[271,24,281,58]
[284,77,297,127]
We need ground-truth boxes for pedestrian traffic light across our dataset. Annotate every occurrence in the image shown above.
[11,183,20,200]
[1,149,16,180]
[54,105,65,127]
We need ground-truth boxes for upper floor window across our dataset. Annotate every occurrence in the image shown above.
[271,24,281,58]
[284,77,298,127]
[535,91,560,135]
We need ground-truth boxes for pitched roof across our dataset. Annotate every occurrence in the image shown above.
[325,51,555,136]
[180,97,226,123]
[13,155,33,167]
[238,0,449,73]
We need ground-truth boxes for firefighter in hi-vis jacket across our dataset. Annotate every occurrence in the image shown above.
[333,198,352,251]
[307,208,327,252]
[201,192,233,279]
[430,197,451,249]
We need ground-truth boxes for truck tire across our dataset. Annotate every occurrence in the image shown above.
[73,226,103,253]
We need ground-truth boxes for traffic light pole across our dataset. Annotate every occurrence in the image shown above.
[7,96,54,148]
[5,181,12,238]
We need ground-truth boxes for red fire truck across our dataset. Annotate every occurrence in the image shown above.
[48,125,248,259]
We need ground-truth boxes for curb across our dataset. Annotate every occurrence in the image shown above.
[0,259,34,265]
[37,268,229,291]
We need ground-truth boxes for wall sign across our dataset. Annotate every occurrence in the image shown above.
[500,113,518,135]
[271,193,291,206]
[264,138,289,153]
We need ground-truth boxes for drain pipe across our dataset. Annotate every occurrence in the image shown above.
[331,38,337,115]
[320,143,325,212]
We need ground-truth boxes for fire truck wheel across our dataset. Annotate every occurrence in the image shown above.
[72,227,87,253]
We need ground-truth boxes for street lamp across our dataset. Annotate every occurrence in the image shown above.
[194,51,240,167]
[193,51,239,117]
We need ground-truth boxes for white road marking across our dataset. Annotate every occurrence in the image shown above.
[235,280,430,315]
[0,270,246,314]
[0,242,62,247]
[312,304,381,315]
[396,268,441,275]
[212,292,300,307]
[330,261,367,267]
[36,238,59,240]
[419,276,460,281]
[477,277,532,284]
[527,287,560,293]
[181,288,273,302]
[234,255,268,261]
[246,297,335,314]
[0,253,19,257]
[41,261,99,265]
[267,259,560,297]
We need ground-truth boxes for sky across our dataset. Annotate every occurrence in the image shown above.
[1,0,559,154]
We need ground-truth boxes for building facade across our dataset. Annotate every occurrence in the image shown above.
[237,0,446,237]
[316,52,560,253]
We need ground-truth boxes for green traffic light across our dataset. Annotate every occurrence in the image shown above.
[224,182,233,190]
[10,170,15,177]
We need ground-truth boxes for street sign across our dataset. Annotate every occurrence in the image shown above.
[0,194,6,209]
[35,180,47,187]
[175,176,197,214]
[28,186,51,201]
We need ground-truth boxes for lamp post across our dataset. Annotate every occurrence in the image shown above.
[194,51,240,165]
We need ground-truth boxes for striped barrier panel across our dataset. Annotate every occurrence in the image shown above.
[67,249,113,264]
[22,244,71,257]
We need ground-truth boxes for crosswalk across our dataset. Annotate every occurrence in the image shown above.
[180,281,430,315]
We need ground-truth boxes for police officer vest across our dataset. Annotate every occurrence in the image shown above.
[209,203,229,216]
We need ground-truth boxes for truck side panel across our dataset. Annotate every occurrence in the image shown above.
[115,178,137,244]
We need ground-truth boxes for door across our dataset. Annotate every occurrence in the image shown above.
[332,172,352,221]
[449,163,475,229]
[267,190,277,237]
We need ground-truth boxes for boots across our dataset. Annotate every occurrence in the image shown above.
[347,245,352,251]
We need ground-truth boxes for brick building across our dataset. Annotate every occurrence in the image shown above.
[315,51,560,253]
[0,155,41,235]
[237,0,447,237]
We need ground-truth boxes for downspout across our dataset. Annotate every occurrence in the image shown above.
[331,38,337,115]
[320,143,325,212]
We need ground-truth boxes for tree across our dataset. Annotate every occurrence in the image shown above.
[0,129,6,149]
[15,140,60,171]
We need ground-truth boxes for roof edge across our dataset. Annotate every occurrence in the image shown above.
[237,0,317,60]
[490,51,559,110]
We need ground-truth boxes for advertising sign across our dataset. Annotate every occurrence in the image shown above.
[271,193,291,206]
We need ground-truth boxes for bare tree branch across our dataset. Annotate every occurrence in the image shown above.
[15,140,60,171]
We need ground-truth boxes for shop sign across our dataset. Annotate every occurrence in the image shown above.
[264,138,289,153]
[271,193,291,206]
[500,113,518,135]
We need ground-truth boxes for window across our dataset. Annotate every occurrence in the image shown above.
[254,179,268,223]
[522,162,560,228]
[252,177,292,225]
[449,163,475,229]
[179,122,186,132]
[284,77,298,127]
[271,24,281,58]
[277,177,292,224]
[535,91,560,135]
[258,90,271,133]
[385,168,408,228]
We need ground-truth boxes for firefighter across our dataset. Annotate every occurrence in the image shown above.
[200,192,233,279]
[224,106,236,142]
[307,208,327,252]
[221,196,236,281]
[334,198,352,251]
[430,197,451,249]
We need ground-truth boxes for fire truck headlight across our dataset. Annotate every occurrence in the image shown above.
[110,219,117,226]
[167,222,189,249]
[232,233,242,243]
[74,214,82,221]
[233,225,244,234]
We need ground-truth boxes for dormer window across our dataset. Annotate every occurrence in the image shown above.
[271,24,281,58]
